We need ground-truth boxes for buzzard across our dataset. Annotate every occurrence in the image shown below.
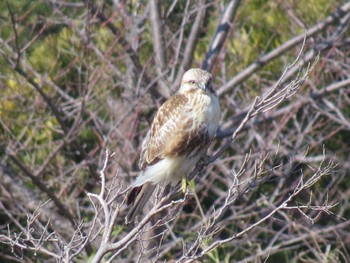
[126,68,221,223]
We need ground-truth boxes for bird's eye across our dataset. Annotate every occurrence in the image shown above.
[188,80,196,84]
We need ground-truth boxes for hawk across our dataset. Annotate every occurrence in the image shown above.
[126,68,221,223]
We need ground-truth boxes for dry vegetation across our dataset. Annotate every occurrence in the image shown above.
[0,1,350,262]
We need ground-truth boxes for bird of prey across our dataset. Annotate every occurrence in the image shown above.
[126,68,221,223]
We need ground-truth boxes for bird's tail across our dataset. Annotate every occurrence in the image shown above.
[125,182,157,224]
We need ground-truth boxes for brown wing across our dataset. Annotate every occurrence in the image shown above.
[139,93,211,170]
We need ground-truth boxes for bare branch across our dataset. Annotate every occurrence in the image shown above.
[218,2,350,95]
[149,0,167,71]
[172,0,208,90]
[202,0,241,71]
[209,40,317,164]
[180,156,339,262]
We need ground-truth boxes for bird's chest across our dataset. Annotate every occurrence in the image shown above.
[190,94,220,137]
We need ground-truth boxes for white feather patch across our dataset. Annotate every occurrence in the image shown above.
[133,155,200,186]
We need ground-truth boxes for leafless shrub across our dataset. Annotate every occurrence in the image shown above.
[1,1,349,262]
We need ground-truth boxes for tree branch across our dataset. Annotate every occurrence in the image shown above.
[202,0,241,72]
[218,2,350,95]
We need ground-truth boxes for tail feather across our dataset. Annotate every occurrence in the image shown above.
[125,182,156,224]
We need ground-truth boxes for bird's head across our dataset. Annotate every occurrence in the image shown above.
[179,68,216,95]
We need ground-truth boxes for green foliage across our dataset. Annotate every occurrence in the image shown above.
[225,0,338,79]
[0,0,349,262]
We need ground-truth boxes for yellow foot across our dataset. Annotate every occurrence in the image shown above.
[181,178,188,193]
[181,178,195,193]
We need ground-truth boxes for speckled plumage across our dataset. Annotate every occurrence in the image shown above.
[126,68,221,223]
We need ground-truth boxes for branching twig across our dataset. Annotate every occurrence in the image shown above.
[171,0,208,90]
[218,2,350,95]
[202,0,241,72]
[208,38,317,165]
[180,155,338,262]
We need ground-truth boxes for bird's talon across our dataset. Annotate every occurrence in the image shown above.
[181,178,188,193]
